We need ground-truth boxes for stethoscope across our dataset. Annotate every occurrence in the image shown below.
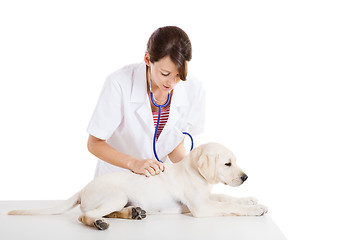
[148,68,194,163]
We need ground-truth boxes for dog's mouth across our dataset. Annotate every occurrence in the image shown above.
[224,179,244,187]
[222,180,233,186]
[232,180,244,187]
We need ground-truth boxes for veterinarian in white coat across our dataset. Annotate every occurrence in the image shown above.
[87,26,205,178]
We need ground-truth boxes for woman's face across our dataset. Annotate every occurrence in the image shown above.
[145,53,182,94]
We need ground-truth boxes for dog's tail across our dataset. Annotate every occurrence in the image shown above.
[8,192,81,215]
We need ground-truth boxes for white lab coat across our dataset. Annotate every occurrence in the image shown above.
[87,62,205,177]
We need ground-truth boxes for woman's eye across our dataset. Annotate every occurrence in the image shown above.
[161,72,170,76]
[225,162,231,167]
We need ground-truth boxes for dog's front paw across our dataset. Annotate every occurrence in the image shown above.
[254,204,268,216]
[243,204,268,216]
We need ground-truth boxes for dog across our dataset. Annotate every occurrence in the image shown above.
[8,142,268,230]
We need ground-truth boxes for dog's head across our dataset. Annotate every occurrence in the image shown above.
[192,142,248,186]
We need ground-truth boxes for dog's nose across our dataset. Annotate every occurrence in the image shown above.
[241,174,248,182]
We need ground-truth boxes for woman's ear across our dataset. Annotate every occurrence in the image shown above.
[144,52,151,67]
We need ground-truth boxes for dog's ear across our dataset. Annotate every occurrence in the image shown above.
[197,154,219,183]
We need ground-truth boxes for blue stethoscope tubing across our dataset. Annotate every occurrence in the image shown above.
[150,91,194,163]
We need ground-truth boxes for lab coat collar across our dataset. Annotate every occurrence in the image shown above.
[131,62,188,107]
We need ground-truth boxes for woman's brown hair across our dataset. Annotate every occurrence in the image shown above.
[146,26,192,81]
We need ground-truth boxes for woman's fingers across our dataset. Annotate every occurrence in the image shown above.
[157,162,165,172]
[132,158,165,177]
[146,160,165,176]
[144,170,151,177]
[146,166,156,176]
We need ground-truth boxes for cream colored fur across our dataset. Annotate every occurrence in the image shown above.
[8,142,268,230]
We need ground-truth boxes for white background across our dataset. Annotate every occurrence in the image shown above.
[1,0,346,239]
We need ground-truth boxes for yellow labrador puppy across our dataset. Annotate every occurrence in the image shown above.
[9,142,268,230]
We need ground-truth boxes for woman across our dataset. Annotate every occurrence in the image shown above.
[87,26,205,178]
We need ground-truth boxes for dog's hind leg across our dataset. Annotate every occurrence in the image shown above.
[78,191,128,230]
[79,208,111,230]
[104,206,147,220]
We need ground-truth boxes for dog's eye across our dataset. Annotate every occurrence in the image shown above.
[225,162,232,167]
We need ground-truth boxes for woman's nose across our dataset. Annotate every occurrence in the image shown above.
[169,75,180,85]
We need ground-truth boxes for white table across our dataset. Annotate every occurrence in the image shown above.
[0,201,286,240]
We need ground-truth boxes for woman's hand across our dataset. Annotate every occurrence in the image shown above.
[129,158,165,177]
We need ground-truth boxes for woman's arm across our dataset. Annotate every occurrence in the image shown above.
[87,134,164,177]
[168,139,187,163]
